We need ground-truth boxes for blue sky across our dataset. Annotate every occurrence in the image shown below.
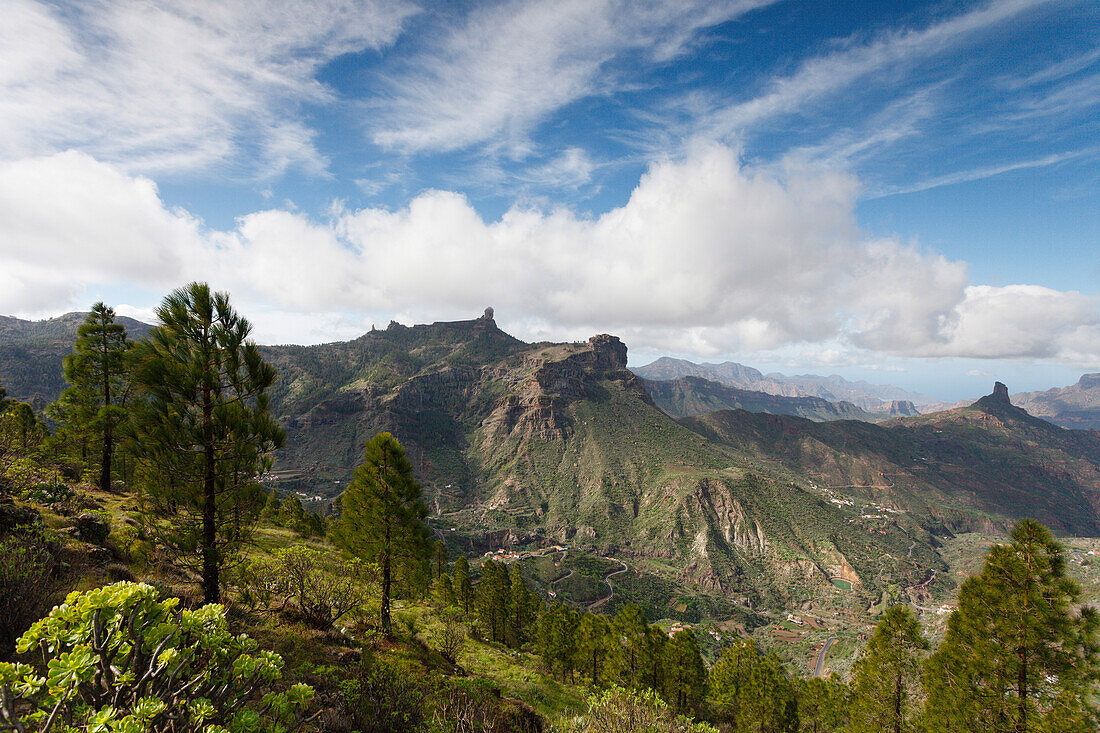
[0,0,1097,400]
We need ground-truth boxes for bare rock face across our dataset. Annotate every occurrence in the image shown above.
[884,400,919,417]
[992,381,1011,403]
[1078,373,1100,389]
[588,334,627,370]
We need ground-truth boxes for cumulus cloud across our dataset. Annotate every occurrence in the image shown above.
[0,0,416,175]
[0,145,1096,367]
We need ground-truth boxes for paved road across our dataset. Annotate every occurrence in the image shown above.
[587,560,629,611]
[814,637,837,677]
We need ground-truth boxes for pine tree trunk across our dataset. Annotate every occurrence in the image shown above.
[381,524,392,636]
[1017,643,1027,732]
[100,423,112,493]
[100,329,111,493]
[202,386,220,603]
[894,670,903,733]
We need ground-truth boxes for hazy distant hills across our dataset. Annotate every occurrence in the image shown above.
[632,356,937,412]
[1013,374,1100,430]
[643,376,885,422]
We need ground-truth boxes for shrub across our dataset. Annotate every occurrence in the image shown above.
[110,522,153,565]
[438,608,465,662]
[0,582,315,732]
[26,481,74,505]
[566,685,717,733]
[0,527,60,661]
[343,656,425,733]
[426,678,543,733]
[235,547,367,629]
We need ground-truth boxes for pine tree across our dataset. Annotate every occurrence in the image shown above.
[663,628,706,716]
[332,432,430,636]
[708,638,795,731]
[576,613,612,686]
[55,303,132,492]
[508,563,535,647]
[454,555,472,615]
[923,519,1100,732]
[260,490,282,522]
[277,495,307,531]
[613,604,649,688]
[129,283,284,603]
[432,539,447,579]
[476,558,510,643]
[537,604,579,682]
[848,605,927,733]
[795,677,847,733]
[642,625,668,693]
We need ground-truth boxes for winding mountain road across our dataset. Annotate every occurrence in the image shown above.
[587,559,629,611]
[814,637,837,677]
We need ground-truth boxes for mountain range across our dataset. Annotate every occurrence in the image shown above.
[1013,374,1100,430]
[2,311,1098,618]
[632,357,937,412]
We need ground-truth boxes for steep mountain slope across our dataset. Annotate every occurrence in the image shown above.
[644,376,880,422]
[632,357,937,411]
[1012,374,1100,430]
[254,317,940,608]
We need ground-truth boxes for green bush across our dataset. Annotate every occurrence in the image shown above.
[567,685,717,733]
[343,656,425,733]
[0,582,314,732]
[109,523,153,565]
[26,481,74,505]
[0,527,60,661]
[235,547,368,629]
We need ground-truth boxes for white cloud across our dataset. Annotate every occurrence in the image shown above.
[0,0,416,176]
[1,145,1097,368]
[369,0,775,154]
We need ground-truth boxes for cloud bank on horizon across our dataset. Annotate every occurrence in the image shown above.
[0,0,1097,382]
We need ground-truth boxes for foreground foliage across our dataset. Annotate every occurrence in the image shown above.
[0,582,314,733]
[923,519,1100,731]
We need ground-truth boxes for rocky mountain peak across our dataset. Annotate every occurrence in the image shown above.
[1078,373,1100,390]
[991,381,1010,403]
[588,334,627,370]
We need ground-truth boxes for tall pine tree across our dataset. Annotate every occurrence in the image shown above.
[55,303,132,493]
[923,519,1100,732]
[332,432,430,636]
[130,283,283,603]
[454,555,472,615]
[848,605,928,733]
[663,628,706,716]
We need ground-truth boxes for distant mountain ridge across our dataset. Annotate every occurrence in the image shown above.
[644,376,885,422]
[0,312,153,404]
[1012,374,1100,430]
[632,357,937,412]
